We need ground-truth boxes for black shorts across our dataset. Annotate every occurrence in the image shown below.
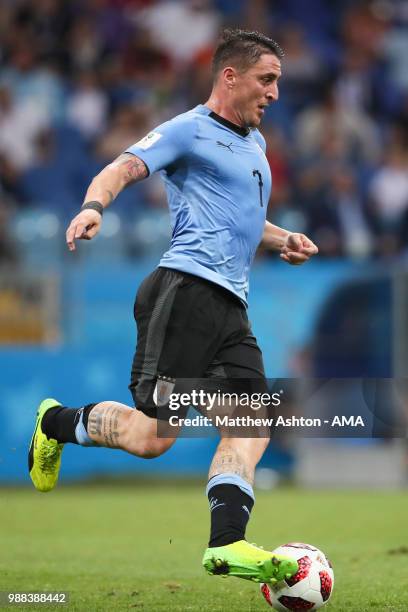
[129,267,267,419]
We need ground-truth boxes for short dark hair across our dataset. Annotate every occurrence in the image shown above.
[212,28,284,78]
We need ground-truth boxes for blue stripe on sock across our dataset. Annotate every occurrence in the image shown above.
[75,409,96,446]
[206,473,254,501]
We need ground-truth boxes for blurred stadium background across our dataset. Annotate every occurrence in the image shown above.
[1,0,408,490]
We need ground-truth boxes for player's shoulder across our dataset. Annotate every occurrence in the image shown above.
[251,129,267,153]
[126,107,204,160]
[161,106,204,133]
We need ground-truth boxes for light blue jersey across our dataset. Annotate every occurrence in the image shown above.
[126,104,271,305]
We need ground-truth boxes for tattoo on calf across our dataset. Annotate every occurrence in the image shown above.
[88,406,103,438]
[88,403,122,448]
[105,405,121,447]
[209,447,252,484]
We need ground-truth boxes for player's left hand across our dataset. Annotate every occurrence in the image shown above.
[280,233,318,265]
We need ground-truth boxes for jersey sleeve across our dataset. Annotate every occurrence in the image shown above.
[125,114,197,175]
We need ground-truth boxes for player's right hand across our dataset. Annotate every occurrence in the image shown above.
[66,209,102,251]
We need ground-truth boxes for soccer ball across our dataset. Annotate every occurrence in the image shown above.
[260,542,334,611]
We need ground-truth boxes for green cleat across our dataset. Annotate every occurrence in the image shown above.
[202,540,298,584]
[28,398,64,492]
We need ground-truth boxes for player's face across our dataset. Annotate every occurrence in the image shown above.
[234,54,281,128]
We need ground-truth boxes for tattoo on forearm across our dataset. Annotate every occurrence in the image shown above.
[124,158,148,182]
[208,446,253,484]
[88,403,122,448]
[111,153,148,184]
[106,190,114,204]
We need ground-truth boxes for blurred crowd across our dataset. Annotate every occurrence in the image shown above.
[1,0,408,264]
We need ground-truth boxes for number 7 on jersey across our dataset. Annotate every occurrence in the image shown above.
[252,170,264,207]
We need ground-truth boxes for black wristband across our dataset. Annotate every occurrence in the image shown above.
[81,201,104,216]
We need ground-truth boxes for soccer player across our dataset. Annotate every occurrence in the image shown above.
[29,29,318,585]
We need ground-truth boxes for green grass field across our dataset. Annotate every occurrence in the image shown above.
[0,483,407,611]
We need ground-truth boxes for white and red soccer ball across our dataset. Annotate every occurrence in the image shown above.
[260,543,334,611]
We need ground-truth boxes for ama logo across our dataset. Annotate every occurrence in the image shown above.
[331,416,364,427]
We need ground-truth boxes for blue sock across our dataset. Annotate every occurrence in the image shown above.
[74,406,97,446]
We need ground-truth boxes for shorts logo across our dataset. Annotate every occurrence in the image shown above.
[135,131,162,150]
[153,375,176,406]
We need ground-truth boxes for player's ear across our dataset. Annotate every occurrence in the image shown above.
[223,67,237,89]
